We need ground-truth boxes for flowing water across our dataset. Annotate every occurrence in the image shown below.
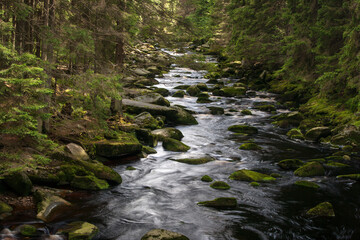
[2,52,360,240]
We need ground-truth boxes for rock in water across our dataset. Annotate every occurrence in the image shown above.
[35,189,71,222]
[152,128,184,141]
[228,125,258,134]
[229,169,276,182]
[306,202,335,217]
[141,229,189,240]
[294,162,325,177]
[198,197,237,209]
[58,221,98,240]
[162,138,190,152]
[305,127,331,141]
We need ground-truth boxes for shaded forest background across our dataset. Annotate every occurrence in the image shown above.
[1,0,360,149]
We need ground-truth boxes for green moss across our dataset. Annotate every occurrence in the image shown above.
[197,97,212,103]
[239,143,262,150]
[173,90,185,98]
[286,128,304,140]
[255,104,276,112]
[208,107,224,115]
[174,85,190,90]
[220,87,246,97]
[3,171,33,196]
[0,201,13,214]
[270,173,282,178]
[278,159,304,170]
[325,161,350,168]
[336,174,360,181]
[198,197,237,209]
[306,202,335,217]
[241,109,252,115]
[197,83,208,91]
[172,156,214,165]
[229,169,276,182]
[250,182,260,187]
[60,221,99,240]
[186,85,201,96]
[126,166,136,171]
[228,125,258,134]
[309,158,326,163]
[19,225,37,236]
[142,146,157,154]
[210,181,230,190]
[294,162,325,177]
[294,181,320,189]
[71,175,109,190]
[201,175,213,182]
[162,138,190,152]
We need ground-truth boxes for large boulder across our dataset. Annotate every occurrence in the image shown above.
[169,106,198,125]
[141,229,189,240]
[71,175,109,190]
[197,83,208,91]
[4,171,33,196]
[152,128,184,141]
[134,92,170,107]
[220,87,246,97]
[34,189,71,222]
[186,85,201,96]
[198,197,237,209]
[286,129,304,140]
[172,90,185,98]
[305,127,331,141]
[272,111,304,128]
[134,112,162,130]
[65,143,89,161]
[163,138,190,152]
[59,221,98,240]
[306,202,335,217]
[331,125,360,146]
[228,125,258,134]
[294,162,325,177]
[77,160,122,185]
[153,88,170,97]
[132,68,152,77]
[136,128,158,147]
[229,169,276,182]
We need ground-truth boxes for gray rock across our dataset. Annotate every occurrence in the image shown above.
[65,143,89,161]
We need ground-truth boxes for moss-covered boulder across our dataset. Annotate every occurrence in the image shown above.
[135,128,158,147]
[294,181,320,189]
[152,128,184,141]
[241,109,252,115]
[123,99,177,119]
[220,87,246,97]
[272,111,304,128]
[71,175,109,190]
[134,112,162,130]
[305,127,331,142]
[153,88,170,97]
[210,181,230,190]
[294,162,325,177]
[250,182,260,187]
[65,143,89,161]
[196,92,212,103]
[201,175,213,182]
[186,85,201,96]
[169,106,198,125]
[330,125,360,146]
[336,174,360,181]
[254,104,276,112]
[174,85,190,90]
[19,225,37,236]
[306,202,335,217]
[78,160,122,185]
[172,156,214,165]
[172,90,185,98]
[239,143,262,150]
[229,169,276,182]
[142,146,157,154]
[0,201,13,220]
[286,129,304,140]
[126,166,136,171]
[208,107,224,115]
[4,171,33,196]
[278,159,304,170]
[228,125,258,134]
[163,138,190,152]
[198,197,237,209]
[141,229,189,240]
[325,161,350,168]
[134,92,170,107]
[92,132,142,158]
[59,221,99,240]
[34,189,72,222]
[197,83,208,91]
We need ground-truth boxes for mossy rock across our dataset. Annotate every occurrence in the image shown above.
[142,146,157,154]
[220,87,246,97]
[325,156,344,162]
[19,225,37,236]
[239,143,262,150]
[294,162,325,177]
[250,182,260,187]
[79,161,122,185]
[4,171,33,196]
[336,174,360,181]
[153,88,170,97]
[309,158,326,163]
[270,173,282,178]
[126,166,136,171]
[174,85,190,90]
[198,197,237,209]
[306,202,335,217]
[278,159,304,170]
[152,127,184,141]
[201,175,213,182]
[0,200,13,220]
[305,127,331,142]
[229,169,276,182]
[210,181,230,190]
[286,129,304,140]
[197,83,208,91]
[186,85,201,96]
[92,133,142,158]
[172,90,185,98]
[241,109,252,115]
[172,156,214,165]
[71,175,109,190]
[135,128,158,147]
[162,138,190,152]
[59,221,99,240]
[294,181,320,189]
[169,106,198,125]
[325,161,350,168]
[208,107,224,115]
[141,229,189,240]
[134,112,162,130]
[255,104,276,112]
[134,92,170,107]
[228,125,258,134]
[272,112,304,128]
[197,97,212,103]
